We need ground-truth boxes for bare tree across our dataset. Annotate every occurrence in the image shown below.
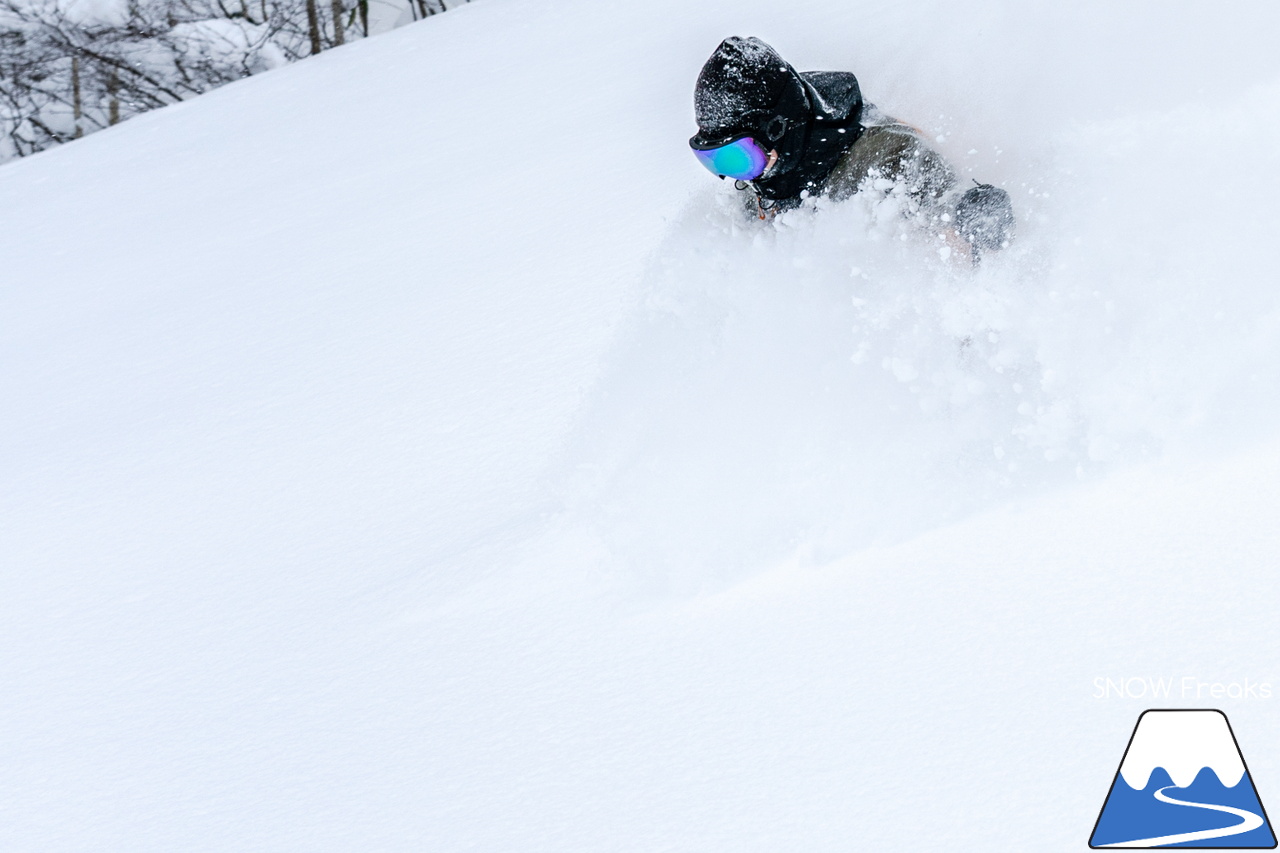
[71,54,82,137]
[329,0,343,45]
[0,0,472,163]
[303,0,321,53]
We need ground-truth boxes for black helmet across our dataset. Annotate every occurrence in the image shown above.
[691,37,809,151]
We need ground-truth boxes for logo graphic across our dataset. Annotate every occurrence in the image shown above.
[1090,709,1276,848]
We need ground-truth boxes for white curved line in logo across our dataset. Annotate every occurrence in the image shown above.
[1100,785,1265,848]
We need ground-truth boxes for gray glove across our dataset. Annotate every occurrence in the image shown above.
[955,182,1015,255]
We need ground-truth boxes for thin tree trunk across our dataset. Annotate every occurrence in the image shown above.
[329,0,344,45]
[305,0,322,54]
[357,0,367,36]
[107,69,120,125]
[71,56,83,138]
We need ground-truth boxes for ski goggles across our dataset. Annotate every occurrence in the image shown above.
[690,135,770,181]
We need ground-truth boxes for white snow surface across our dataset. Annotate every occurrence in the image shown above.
[1119,711,1246,790]
[4,0,1280,850]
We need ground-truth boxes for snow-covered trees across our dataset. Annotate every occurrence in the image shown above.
[0,0,463,161]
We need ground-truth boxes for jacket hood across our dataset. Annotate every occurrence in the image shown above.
[691,37,866,202]
[692,37,806,148]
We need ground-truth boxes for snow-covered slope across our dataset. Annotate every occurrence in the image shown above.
[4,0,1280,850]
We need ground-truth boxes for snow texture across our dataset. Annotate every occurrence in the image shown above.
[3,0,1280,850]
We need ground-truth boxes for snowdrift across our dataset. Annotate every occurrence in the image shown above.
[3,0,1280,850]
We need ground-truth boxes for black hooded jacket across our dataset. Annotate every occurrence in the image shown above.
[691,37,866,202]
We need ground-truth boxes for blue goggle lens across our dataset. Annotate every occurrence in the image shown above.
[692,136,769,181]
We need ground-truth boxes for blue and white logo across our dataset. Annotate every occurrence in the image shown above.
[1090,709,1276,848]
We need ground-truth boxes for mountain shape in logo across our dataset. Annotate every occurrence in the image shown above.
[1091,709,1276,848]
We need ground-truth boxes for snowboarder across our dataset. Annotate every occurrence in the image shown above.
[690,36,1015,263]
